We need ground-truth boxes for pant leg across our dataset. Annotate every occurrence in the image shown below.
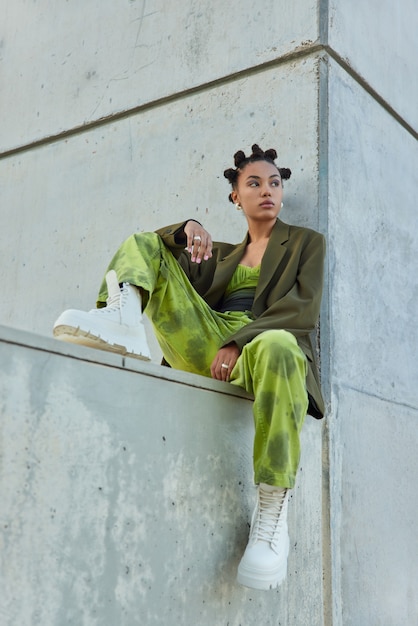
[230,329,309,489]
[97,232,252,376]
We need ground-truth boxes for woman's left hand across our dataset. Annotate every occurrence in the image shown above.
[210,343,241,381]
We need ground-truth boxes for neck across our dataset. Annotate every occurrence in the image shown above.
[247,218,277,243]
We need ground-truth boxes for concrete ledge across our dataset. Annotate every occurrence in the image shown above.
[0,325,254,401]
[0,326,324,625]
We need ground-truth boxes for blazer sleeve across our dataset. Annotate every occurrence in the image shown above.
[223,231,326,350]
[154,221,195,258]
[154,220,224,296]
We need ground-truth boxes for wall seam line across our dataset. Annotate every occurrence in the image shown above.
[0,43,322,159]
[324,45,417,139]
[317,48,334,626]
[2,42,415,160]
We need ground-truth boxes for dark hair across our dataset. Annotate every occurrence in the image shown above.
[223,144,291,203]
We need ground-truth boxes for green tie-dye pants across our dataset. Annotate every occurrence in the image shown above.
[98,232,309,489]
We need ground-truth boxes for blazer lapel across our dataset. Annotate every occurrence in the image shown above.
[254,219,290,311]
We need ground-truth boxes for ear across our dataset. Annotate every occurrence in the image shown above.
[231,190,239,205]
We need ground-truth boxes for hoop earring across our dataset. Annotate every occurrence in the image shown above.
[235,203,242,211]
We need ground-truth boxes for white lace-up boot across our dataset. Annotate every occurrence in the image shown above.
[53,270,151,360]
[237,483,290,590]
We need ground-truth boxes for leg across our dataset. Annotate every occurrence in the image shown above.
[230,329,308,488]
[230,329,309,590]
[55,232,251,372]
[99,232,252,375]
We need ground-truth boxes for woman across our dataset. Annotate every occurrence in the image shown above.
[53,144,326,591]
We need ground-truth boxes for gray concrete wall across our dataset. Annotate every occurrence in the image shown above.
[326,59,418,626]
[1,1,417,625]
[1,5,328,622]
[328,0,417,131]
[0,326,324,625]
[1,0,320,152]
[326,5,418,624]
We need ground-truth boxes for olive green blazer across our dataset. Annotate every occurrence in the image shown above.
[156,218,326,419]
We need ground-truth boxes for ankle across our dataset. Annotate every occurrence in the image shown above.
[259,483,287,493]
[258,483,289,495]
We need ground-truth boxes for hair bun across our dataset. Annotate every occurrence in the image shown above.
[223,167,235,180]
[264,148,278,161]
[233,150,247,167]
[251,144,264,156]
[279,167,291,180]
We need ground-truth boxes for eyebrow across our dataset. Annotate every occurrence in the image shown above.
[245,174,281,180]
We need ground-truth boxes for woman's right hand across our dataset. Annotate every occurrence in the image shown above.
[184,220,213,264]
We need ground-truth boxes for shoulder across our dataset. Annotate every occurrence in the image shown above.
[286,221,323,238]
[277,219,325,246]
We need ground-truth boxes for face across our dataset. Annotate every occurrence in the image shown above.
[231,160,283,223]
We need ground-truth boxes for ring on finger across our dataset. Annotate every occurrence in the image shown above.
[193,235,202,242]
[221,363,229,370]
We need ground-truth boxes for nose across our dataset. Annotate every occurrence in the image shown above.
[261,184,271,196]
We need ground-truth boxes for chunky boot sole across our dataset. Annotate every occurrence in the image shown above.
[53,322,151,361]
[237,530,290,591]
[237,557,288,590]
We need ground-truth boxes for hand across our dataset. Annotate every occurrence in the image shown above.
[210,344,241,381]
[184,220,213,264]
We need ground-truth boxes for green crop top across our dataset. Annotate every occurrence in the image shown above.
[217,264,260,313]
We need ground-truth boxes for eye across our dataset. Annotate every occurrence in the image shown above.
[248,181,259,187]
[271,180,281,187]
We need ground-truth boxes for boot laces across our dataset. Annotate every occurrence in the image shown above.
[105,283,129,311]
[252,487,288,544]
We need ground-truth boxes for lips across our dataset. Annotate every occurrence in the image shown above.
[260,201,274,208]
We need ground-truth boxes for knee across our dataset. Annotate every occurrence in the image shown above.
[254,329,298,353]
[250,330,306,375]
[131,231,160,246]
[126,231,163,255]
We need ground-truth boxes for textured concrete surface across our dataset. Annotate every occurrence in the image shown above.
[329,0,417,130]
[330,389,418,626]
[328,60,418,410]
[0,326,324,626]
[1,1,417,624]
[1,0,319,152]
[327,60,418,626]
